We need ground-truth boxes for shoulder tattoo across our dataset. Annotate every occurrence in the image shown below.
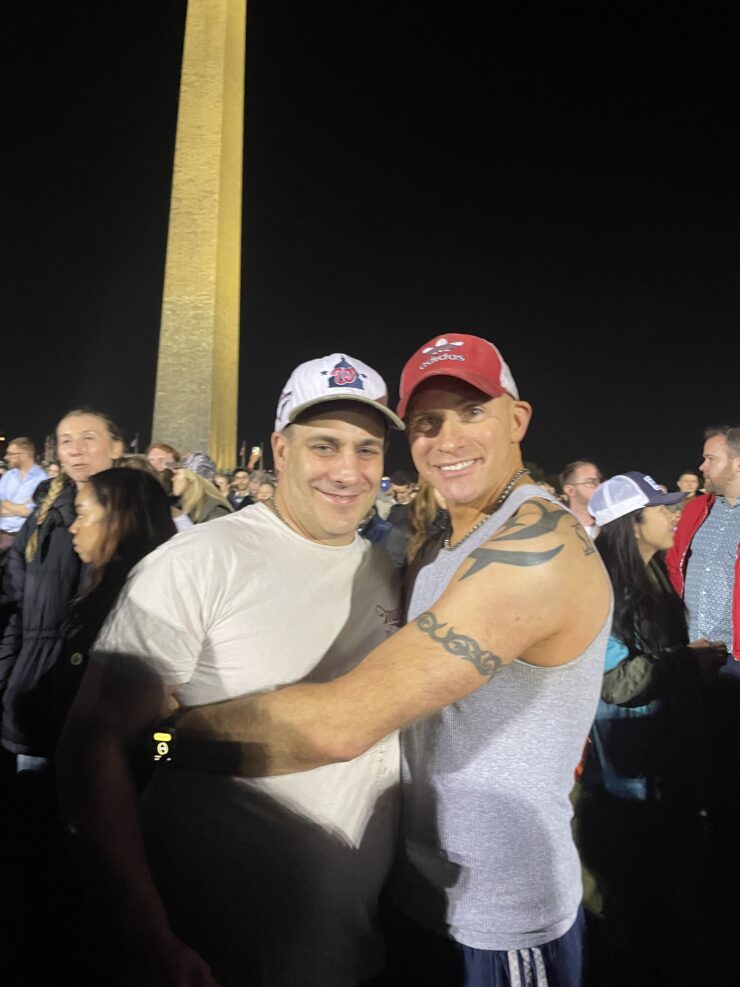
[461,500,567,580]
[572,521,596,556]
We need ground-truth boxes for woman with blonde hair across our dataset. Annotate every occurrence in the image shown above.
[383,476,449,580]
[53,469,176,745]
[171,452,232,524]
[1,408,124,759]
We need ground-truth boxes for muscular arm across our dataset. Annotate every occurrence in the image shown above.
[177,499,611,776]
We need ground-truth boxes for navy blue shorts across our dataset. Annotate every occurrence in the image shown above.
[385,907,584,986]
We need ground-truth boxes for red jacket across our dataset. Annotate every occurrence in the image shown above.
[666,493,740,659]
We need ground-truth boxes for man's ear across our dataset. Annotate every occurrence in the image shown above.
[510,400,533,442]
[271,431,287,474]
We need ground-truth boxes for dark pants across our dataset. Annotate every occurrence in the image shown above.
[0,530,16,553]
[573,784,708,987]
[699,675,740,982]
[1,759,106,986]
[384,905,584,986]
[0,530,16,578]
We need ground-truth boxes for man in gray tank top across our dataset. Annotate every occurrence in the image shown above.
[173,333,613,986]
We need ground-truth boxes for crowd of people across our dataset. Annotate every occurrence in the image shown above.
[0,336,737,987]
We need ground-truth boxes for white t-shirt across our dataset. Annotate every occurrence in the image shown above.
[92,504,402,986]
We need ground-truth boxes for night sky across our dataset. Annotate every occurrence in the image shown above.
[6,3,738,484]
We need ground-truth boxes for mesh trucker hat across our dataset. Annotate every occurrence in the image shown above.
[274,354,405,432]
[396,333,519,419]
[589,471,687,526]
[170,451,217,482]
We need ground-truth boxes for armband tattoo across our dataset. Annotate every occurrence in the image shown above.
[416,611,502,678]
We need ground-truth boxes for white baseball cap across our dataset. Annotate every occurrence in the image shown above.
[589,471,687,526]
[274,354,405,432]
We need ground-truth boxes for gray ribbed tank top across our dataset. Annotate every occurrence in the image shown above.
[394,485,610,950]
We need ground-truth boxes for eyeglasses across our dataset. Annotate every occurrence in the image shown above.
[571,478,601,489]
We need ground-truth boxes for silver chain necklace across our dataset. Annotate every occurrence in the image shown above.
[267,497,289,527]
[443,467,530,550]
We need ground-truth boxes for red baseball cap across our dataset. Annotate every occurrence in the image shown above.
[396,333,519,419]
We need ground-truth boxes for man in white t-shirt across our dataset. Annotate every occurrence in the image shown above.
[57,354,405,987]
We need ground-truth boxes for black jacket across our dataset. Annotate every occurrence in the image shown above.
[0,483,83,755]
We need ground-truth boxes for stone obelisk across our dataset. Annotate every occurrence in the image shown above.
[152,0,247,468]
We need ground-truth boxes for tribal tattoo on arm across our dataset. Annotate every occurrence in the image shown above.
[416,611,503,678]
[461,501,569,581]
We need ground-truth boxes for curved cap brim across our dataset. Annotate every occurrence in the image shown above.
[648,491,688,507]
[287,394,405,431]
[397,368,508,419]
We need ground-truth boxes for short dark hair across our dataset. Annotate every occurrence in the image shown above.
[8,436,35,456]
[390,470,415,486]
[559,460,599,490]
[705,424,740,457]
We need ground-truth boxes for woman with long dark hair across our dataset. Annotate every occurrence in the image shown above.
[4,467,175,985]
[52,468,176,745]
[574,471,726,985]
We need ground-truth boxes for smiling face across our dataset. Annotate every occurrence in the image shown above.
[233,469,250,492]
[69,486,108,565]
[406,381,532,512]
[271,403,386,546]
[147,446,171,473]
[56,414,123,487]
[633,504,677,560]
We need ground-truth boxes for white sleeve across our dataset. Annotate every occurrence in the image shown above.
[91,539,207,685]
